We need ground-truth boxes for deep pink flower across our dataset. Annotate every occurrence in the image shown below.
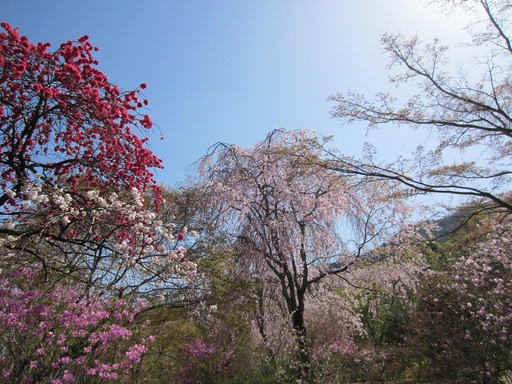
[77,35,89,43]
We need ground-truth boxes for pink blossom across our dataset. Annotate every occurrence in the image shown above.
[62,370,74,383]
[0,268,153,382]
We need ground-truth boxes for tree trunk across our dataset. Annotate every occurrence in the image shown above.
[291,293,313,383]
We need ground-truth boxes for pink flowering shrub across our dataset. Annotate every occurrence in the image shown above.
[408,223,512,382]
[176,337,233,384]
[0,268,153,383]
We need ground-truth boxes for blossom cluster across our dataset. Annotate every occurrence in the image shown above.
[0,23,196,292]
[0,268,153,383]
[0,22,162,204]
[0,179,196,292]
[410,221,512,381]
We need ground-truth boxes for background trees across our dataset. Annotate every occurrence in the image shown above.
[327,0,512,214]
[320,1,512,381]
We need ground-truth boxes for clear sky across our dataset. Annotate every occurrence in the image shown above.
[1,1,469,186]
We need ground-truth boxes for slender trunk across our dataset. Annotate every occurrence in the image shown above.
[275,269,313,382]
[255,283,276,362]
[292,307,312,383]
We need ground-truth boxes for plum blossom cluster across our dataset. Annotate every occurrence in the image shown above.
[0,268,154,383]
[0,22,162,206]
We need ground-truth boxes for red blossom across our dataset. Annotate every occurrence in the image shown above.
[77,34,89,43]
[0,23,191,290]
[0,22,162,205]
[0,22,164,222]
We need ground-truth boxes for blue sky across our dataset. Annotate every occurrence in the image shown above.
[1,1,468,186]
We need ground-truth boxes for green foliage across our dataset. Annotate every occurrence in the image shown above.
[423,206,503,272]
[356,282,411,347]
[134,307,199,383]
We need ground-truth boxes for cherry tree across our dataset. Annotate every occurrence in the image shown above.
[197,129,411,381]
[0,23,194,294]
[327,0,512,214]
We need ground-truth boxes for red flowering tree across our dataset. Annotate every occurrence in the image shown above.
[0,22,160,200]
[0,22,197,383]
[197,129,411,381]
[0,23,194,294]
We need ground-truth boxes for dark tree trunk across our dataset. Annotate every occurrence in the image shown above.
[292,306,312,382]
